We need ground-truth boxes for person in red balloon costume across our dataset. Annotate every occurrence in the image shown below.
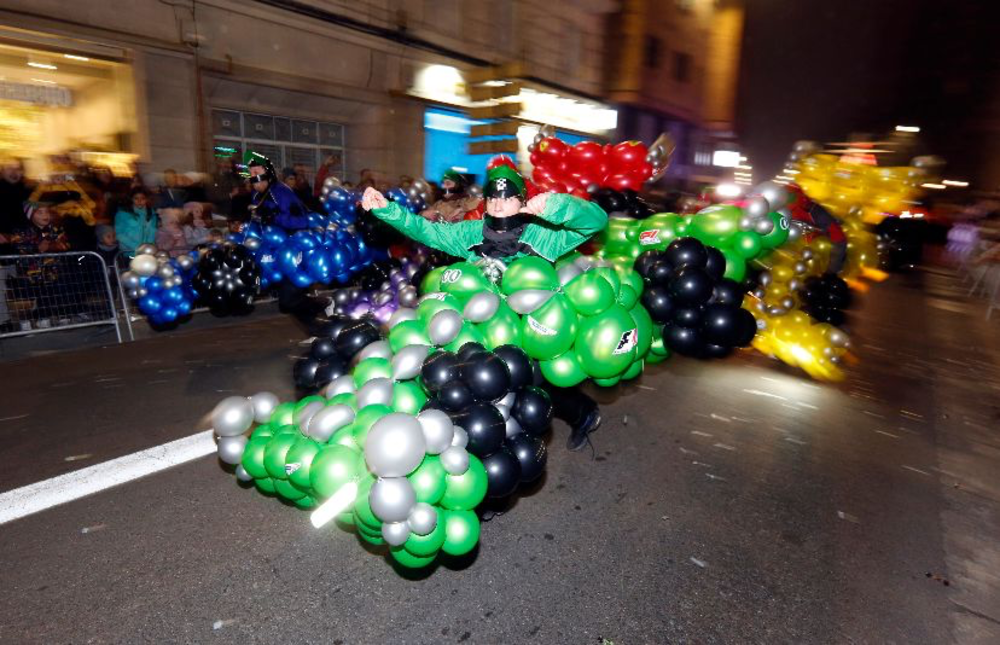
[787,184,848,275]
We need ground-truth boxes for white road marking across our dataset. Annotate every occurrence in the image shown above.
[691,430,713,438]
[742,389,787,401]
[0,414,29,423]
[902,464,931,476]
[875,430,900,439]
[0,430,216,525]
[689,557,708,568]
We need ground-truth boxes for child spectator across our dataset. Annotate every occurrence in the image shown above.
[155,207,189,257]
[183,201,213,248]
[115,188,157,256]
[95,224,120,265]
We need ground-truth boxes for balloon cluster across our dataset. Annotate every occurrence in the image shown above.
[591,188,654,219]
[528,135,668,195]
[799,274,852,326]
[191,243,261,317]
[242,225,374,290]
[386,186,426,214]
[320,181,360,227]
[293,317,382,391]
[746,304,851,382]
[420,343,550,500]
[332,259,421,325]
[636,238,757,359]
[121,245,198,326]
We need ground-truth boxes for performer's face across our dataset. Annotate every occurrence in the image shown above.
[249,166,269,192]
[486,196,522,218]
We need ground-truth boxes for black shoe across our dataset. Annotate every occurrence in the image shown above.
[567,409,601,452]
[480,508,504,522]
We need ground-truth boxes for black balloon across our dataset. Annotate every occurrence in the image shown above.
[311,336,337,359]
[732,308,759,347]
[511,386,553,436]
[457,342,488,362]
[640,285,674,324]
[315,316,351,340]
[592,188,627,214]
[711,278,745,306]
[314,356,347,386]
[664,324,703,357]
[505,433,547,483]
[673,306,703,328]
[455,403,506,457]
[421,350,460,395]
[460,352,511,402]
[493,345,533,390]
[663,237,708,270]
[669,268,714,306]
[481,448,522,498]
[438,380,476,412]
[293,356,320,390]
[634,250,662,280]
[647,259,675,286]
[701,343,733,359]
[334,320,380,359]
[703,246,727,281]
[193,243,260,317]
[701,303,744,347]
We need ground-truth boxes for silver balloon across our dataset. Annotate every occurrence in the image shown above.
[801,249,814,260]
[417,409,454,454]
[235,464,253,482]
[767,306,788,316]
[745,195,770,219]
[324,374,356,398]
[463,291,500,323]
[787,224,803,242]
[129,254,158,277]
[250,391,280,424]
[440,446,470,475]
[468,184,482,198]
[527,143,537,153]
[358,340,393,362]
[738,216,755,232]
[398,285,419,308]
[217,435,248,465]
[155,251,170,261]
[780,297,796,310]
[752,288,766,299]
[120,271,141,290]
[127,288,140,299]
[388,307,417,329]
[827,329,849,347]
[365,412,427,477]
[428,309,463,346]
[506,289,555,315]
[754,217,775,235]
[451,426,468,448]
[911,155,944,169]
[788,279,802,293]
[306,404,355,442]
[357,377,394,409]
[137,287,148,297]
[381,521,410,547]
[136,243,157,256]
[392,344,429,380]
[573,255,595,272]
[505,415,523,438]
[759,271,772,287]
[243,237,261,251]
[557,263,583,287]
[212,396,255,437]
[829,355,843,365]
[495,403,511,421]
[498,391,516,408]
[754,182,790,210]
[794,140,820,154]
[369,477,417,523]
[793,262,807,275]
[166,276,182,288]
[294,400,326,433]
[407,503,438,536]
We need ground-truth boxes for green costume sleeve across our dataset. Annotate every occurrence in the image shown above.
[521,193,608,261]
[370,201,481,260]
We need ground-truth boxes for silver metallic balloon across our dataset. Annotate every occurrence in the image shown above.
[306,404,355,442]
[155,251,170,261]
[759,271,772,287]
[911,155,944,169]
[793,262,807,275]
[136,243,157,256]
[358,340,393,362]
[780,297,796,310]
[392,344,429,381]
[801,249,814,260]
[212,396,255,437]
[243,236,262,251]
[357,377,394,409]
[738,216,755,232]
[334,289,352,305]
[440,446,470,475]
[369,476,417,523]
[365,412,427,477]
[745,195,770,219]
[767,306,788,316]
[428,309,463,346]
[398,285,419,308]
[495,403,511,421]
[827,329,849,347]
[505,415,523,438]
[381,520,410,547]
[137,287,148,297]
[417,409,454,454]
[463,291,500,323]
[794,140,820,154]
[235,464,253,482]
[787,223,803,241]
[754,182,790,210]
[217,435,248,465]
[127,288,140,299]
[388,307,417,329]
[324,374,356,398]
[557,263,583,287]
[129,254,158,277]
[451,426,468,448]
[120,271,141,290]
[573,255,595,272]
[294,400,326,433]
[754,217,775,235]
[407,503,438,536]
[788,279,802,293]
[506,289,555,315]
[250,391,280,424]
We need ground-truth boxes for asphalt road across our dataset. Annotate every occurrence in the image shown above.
[2,268,1000,644]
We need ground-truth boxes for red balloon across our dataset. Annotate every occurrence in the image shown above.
[609,141,648,172]
[537,137,568,164]
[605,173,635,191]
[635,161,654,181]
[570,188,591,200]
[567,141,605,173]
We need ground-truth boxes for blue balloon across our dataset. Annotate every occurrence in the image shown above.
[160,306,179,323]
[146,277,164,292]
[139,295,162,314]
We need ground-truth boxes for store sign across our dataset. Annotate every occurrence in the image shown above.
[0,81,72,107]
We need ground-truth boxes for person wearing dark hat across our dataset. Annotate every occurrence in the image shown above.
[361,157,607,452]
[421,169,479,223]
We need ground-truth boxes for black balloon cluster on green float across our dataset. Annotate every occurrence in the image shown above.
[420,342,551,500]
[799,274,852,327]
[637,237,757,359]
[192,243,262,317]
[293,316,382,391]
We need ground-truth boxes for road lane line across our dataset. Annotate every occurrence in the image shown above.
[0,430,215,525]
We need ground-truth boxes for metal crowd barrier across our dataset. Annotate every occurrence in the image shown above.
[0,251,128,343]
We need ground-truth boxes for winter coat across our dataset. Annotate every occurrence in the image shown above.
[114,206,158,255]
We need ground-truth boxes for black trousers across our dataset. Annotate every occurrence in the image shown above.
[277,282,327,335]
[532,363,598,428]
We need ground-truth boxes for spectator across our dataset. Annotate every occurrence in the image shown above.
[183,201,213,248]
[5,202,70,326]
[154,207,189,257]
[313,154,342,196]
[115,188,158,255]
[156,169,188,209]
[0,159,34,236]
[94,224,120,265]
[207,157,240,218]
[357,168,376,191]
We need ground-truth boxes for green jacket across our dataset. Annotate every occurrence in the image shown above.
[370,193,608,262]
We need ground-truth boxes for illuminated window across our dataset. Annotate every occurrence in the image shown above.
[674,52,691,83]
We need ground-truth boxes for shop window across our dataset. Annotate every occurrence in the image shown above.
[292,119,317,144]
[319,122,343,147]
[275,117,291,142]
[213,110,242,138]
[286,146,317,170]
[244,113,274,140]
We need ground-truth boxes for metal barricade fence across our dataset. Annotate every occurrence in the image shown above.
[0,251,128,342]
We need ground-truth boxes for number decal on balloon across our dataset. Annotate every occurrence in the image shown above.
[441,269,463,285]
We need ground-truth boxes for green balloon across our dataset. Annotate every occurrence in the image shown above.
[628,303,653,358]
[622,359,644,381]
[273,423,298,436]
[593,375,621,387]
[330,425,360,451]
[273,477,306,501]
[564,271,616,316]
[403,518,446,557]
[758,210,790,248]
[295,395,325,413]
[645,351,669,365]
[388,319,431,353]
[250,424,274,441]
[440,454,488,511]
[617,283,639,310]
[263,433,299,480]
[327,392,358,411]
[620,269,644,298]
[352,404,394,447]
[501,256,559,294]
[602,218,636,257]
[637,213,683,251]
[335,512,356,529]
[420,266,446,293]
[649,332,671,357]
[688,204,741,246]
[254,476,276,495]
[293,495,317,509]
[441,509,481,557]
[354,357,392,388]
[390,545,437,568]
[592,266,621,299]
[416,293,462,323]
[392,380,427,415]
[575,304,638,378]
[521,293,578,361]
[357,524,385,546]
[540,349,588,388]
[285,437,322,490]
[440,262,494,303]
[721,247,747,282]
[241,438,270,479]
[309,444,362,498]
[354,474,381,529]
[732,231,763,259]
[476,301,521,349]
[444,320,487,353]
[408,455,447,505]
[270,402,295,426]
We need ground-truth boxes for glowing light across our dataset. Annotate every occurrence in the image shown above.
[713,150,741,168]
[715,183,743,198]
[942,180,969,187]
[64,54,90,61]
[310,482,359,528]
[895,125,920,133]
[27,62,57,70]
[921,183,946,190]
[30,78,56,84]
[736,164,752,170]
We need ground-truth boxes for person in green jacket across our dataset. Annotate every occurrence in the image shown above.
[361,159,606,462]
